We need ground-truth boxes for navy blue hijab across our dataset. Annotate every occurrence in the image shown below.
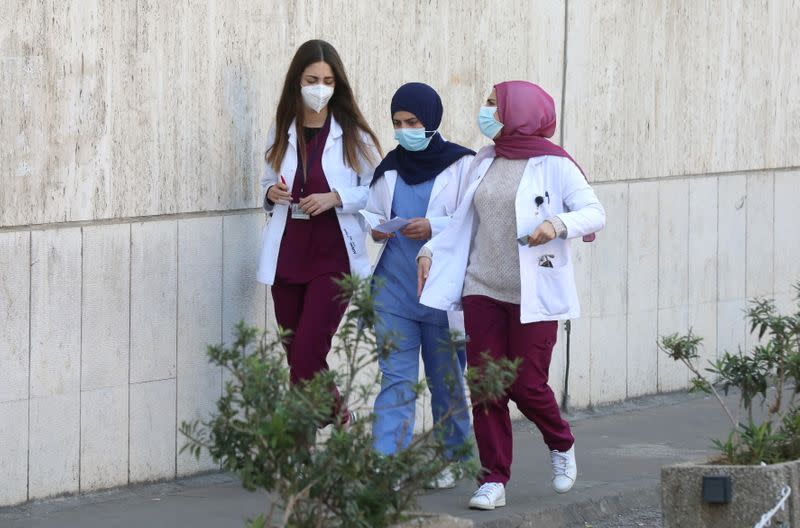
[371,83,475,187]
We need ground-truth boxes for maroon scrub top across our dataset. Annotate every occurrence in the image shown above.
[275,115,350,284]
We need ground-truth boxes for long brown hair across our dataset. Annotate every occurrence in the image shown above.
[266,40,382,174]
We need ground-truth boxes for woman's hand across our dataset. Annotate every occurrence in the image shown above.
[400,218,432,240]
[299,191,342,216]
[267,182,292,205]
[417,256,431,297]
[371,229,394,242]
[527,220,556,246]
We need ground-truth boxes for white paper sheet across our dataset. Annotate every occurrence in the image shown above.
[358,210,411,234]
[373,217,411,234]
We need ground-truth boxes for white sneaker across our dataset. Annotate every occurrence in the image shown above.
[425,467,457,489]
[340,410,359,432]
[550,445,577,493]
[468,482,506,510]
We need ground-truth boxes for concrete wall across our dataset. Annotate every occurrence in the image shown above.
[1,0,799,506]
[0,0,564,228]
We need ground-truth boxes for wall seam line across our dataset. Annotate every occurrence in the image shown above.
[744,176,749,342]
[625,182,630,399]
[771,172,776,301]
[219,218,225,473]
[685,179,690,387]
[174,220,180,479]
[130,376,178,386]
[655,183,661,391]
[78,227,84,492]
[588,240,593,407]
[0,208,261,234]
[26,230,32,501]
[220,218,225,391]
[712,177,721,366]
[127,223,132,485]
[587,166,800,187]
[0,165,796,235]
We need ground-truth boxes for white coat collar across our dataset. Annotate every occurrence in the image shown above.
[382,165,450,208]
[473,144,546,168]
[470,145,548,188]
[429,166,449,203]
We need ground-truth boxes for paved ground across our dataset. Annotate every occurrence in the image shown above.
[574,507,663,528]
[1,390,737,528]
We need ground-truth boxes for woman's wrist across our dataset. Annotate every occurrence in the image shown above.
[330,189,343,207]
[264,185,276,207]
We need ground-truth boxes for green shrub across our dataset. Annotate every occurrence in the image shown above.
[180,275,517,527]
[659,283,800,465]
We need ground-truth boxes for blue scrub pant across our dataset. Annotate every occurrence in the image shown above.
[372,310,471,458]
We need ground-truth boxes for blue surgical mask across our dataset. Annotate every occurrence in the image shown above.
[478,106,503,139]
[394,128,435,151]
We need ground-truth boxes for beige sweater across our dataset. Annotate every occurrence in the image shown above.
[463,158,527,303]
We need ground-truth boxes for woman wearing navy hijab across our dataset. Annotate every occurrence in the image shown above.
[364,83,474,487]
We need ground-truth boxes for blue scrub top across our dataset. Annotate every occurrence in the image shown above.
[373,177,449,326]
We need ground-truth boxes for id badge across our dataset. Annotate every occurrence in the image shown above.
[290,203,310,220]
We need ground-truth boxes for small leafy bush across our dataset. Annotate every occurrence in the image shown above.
[181,275,517,527]
[659,283,800,465]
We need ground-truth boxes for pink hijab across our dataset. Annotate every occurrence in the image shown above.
[494,80,595,242]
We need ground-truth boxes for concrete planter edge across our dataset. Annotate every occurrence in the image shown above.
[661,457,800,528]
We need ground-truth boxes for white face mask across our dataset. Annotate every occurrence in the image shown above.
[301,84,334,113]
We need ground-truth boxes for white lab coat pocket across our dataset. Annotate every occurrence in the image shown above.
[535,264,571,317]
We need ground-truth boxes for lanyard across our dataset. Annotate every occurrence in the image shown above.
[298,129,325,196]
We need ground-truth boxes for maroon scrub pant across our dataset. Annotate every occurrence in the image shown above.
[462,295,574,485]
[271,272,350,424]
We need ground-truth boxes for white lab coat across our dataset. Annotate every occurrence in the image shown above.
[419,146,606,324]
[256,116,379,285]
[363,155,475,332]
[363,155,475,267]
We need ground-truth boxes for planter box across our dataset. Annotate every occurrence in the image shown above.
[661,458,800,527]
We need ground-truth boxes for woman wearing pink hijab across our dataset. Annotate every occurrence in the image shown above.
[416,81,605,510]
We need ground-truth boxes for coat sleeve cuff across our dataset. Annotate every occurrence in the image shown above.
[547,215,568,239]
[263,186,276,211]
[333,186,366,214]
[427,216,450,238]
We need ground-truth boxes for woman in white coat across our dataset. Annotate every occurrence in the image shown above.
[417,81,605,509]
[256,39,381,427]
[364,83,474,486]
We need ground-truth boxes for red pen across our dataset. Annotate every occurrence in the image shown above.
[280,175,287,186]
